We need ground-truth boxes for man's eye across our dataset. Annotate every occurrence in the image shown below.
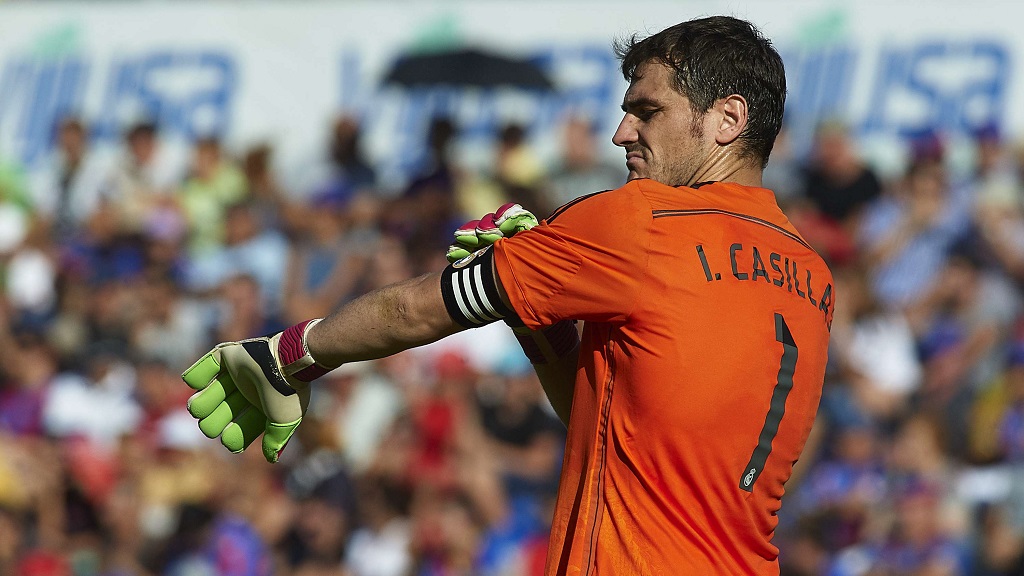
[635,109,656,121]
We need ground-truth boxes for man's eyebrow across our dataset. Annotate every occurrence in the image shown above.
[620,97,661,112]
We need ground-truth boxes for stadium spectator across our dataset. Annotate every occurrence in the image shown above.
[345,476,412,576]
[546,115,623,210]
[138,204,190,284]
[0,328,57,437]
[179,136,248,252]
[970,123,1017,189]
[130,275,206,370]
[213,273,283,344]
[324,116,378,200]
[980,342,1024,463]
[30,117,110,241]
[830,265,922,420]
[305,361,404,474]
[42,339,142,448]
[282,193,380,324]
[495,124,543,189]
[0,144,31,215]
[283,468,354,575]
[886,415,964,524]
[188,201,289,309]
[800,121,883,226]
[389,117,464,273]
[906,245,1022,456]
[860,157,972,309]
[792,418,886,554]
[973,502,1024,575]
[973,161,1024,284]
[0,150,32,268]
[242,142,293,231]
[102,121,182,237]
[3,220,58,327]
[785,122,878,265]
[477,355,563,499]
[492,122,546,212]
[852,480,968,576]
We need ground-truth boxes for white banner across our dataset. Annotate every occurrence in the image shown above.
[0,1,1020,187]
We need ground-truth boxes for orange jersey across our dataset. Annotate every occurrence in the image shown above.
[492,179,834,575]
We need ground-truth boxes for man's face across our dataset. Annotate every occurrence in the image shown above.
[612,61,709,186]
[129,133,156,165]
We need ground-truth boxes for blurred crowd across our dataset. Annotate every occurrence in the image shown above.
[0,107,1023,576]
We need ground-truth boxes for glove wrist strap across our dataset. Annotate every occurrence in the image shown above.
[278,318,332,382]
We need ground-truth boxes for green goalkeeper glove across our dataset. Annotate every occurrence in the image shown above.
[182,319,332,463]
[445,203,578,365]
[446,202,539,263]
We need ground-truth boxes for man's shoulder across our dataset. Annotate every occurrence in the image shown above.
[545,180,651,224]
[635,180,772,210]
[637,180,804,236]
[542,179,787,232]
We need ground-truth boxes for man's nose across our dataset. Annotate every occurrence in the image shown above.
[612,115,637,147]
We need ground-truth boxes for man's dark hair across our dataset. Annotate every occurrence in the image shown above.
[615,16,786,168]
[125,121,157,142]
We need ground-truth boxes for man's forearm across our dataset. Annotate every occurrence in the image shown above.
[182,270,465,462]
[305,272,463,367]
[533,344,578,426]
[302,264,576,426]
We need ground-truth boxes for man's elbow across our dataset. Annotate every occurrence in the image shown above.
[385,273,460,340]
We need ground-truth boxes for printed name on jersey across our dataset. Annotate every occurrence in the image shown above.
[694,242,834,328]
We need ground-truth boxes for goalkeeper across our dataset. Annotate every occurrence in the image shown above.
[183,16,834,575]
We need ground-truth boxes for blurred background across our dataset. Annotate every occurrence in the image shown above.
[0,1,1023,575]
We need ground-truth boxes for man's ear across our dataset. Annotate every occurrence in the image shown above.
[714,94,748,146]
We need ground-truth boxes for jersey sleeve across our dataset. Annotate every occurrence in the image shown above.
[492,184,652,329]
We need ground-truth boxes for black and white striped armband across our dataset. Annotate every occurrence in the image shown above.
[440,247,517,328]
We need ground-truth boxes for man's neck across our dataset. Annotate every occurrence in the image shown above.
[686,145,763,188]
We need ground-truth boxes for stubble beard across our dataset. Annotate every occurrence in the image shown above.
[630,115,708,186]
[662,128,708,187]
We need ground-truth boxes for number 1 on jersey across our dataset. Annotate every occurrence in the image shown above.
[739,313,797,492]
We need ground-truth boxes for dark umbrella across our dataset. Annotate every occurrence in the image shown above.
[383,47,555,91]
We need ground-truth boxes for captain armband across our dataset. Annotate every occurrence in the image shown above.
[441,247,518,328]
